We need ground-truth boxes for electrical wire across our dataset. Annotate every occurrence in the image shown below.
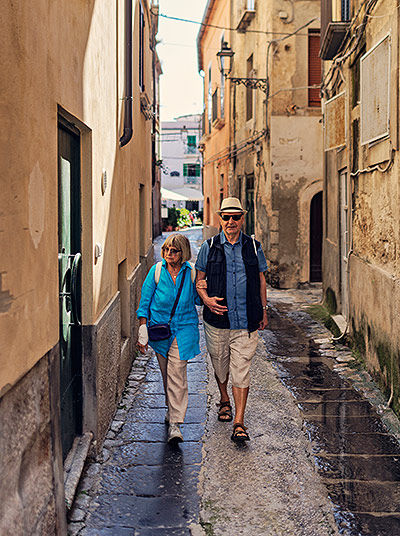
[350,149,394,177]
[157,12,312,37]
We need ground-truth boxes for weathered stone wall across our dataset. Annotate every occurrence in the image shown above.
[349,255,400,413]
[82,245,154,454]
[0,347,66,536]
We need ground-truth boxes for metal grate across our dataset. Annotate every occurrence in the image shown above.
[323,91,346,151]
[360,34,391,146]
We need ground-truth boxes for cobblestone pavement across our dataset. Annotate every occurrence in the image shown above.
[68,228,400,536]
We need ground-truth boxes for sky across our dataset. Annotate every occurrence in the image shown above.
[157,0,209,121]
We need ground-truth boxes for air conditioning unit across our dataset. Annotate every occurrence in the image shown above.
[323,91,346,151]
[360,34,391,145]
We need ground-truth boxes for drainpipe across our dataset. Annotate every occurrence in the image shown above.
[120,0,133,147]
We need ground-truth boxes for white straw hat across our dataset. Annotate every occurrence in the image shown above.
[216,197,247,215]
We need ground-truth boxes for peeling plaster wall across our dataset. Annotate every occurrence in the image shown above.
[322,0,400,401]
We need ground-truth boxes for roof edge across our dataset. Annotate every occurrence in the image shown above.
[196,0,217,73]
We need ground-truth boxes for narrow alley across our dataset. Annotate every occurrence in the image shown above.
[67,230,400,536]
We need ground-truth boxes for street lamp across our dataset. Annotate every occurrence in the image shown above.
[217,42,268,93]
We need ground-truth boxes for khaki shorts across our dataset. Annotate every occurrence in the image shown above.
[204,321,259,388]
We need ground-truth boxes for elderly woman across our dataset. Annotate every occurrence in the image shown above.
[137,234,200,443]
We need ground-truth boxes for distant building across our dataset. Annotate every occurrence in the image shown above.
[161,114,204,212]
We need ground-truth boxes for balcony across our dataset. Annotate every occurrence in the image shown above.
[320,22,350,60]
[237,0,256,32]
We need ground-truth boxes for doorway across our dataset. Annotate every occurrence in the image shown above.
[245,174,255,235]
[58,118,83,461]
[309,191,322,282]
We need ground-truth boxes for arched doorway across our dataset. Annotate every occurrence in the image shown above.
[310,191,322,282]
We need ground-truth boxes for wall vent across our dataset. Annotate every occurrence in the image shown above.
[323,91,346,151]
[360,34,391,145]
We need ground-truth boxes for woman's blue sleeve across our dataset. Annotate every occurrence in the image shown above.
[137,265,157,319]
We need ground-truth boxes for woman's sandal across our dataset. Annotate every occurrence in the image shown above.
[217,401,233,422]
[231,423,250,443]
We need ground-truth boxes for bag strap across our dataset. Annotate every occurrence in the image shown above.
[168,269,186,325]
[154,261,162,284]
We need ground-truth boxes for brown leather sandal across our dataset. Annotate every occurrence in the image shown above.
[217,401,233,422]
[231,423,250,442]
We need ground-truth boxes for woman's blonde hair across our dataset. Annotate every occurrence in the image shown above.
[161,233,191,263]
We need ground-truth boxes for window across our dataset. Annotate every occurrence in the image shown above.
[207,65,212,133]
[183,163,201,177]
[139,2,145,91]
[220,34,225,119]
[186,135,197,154]
[212,88,219,122]
[341,0,351,22]
[308,30,321,107]
[246,55,253,121]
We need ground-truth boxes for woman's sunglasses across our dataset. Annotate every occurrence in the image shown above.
[163,247,181,255]
[220,214,243,221]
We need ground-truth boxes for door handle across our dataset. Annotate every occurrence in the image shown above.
[70,253,82,326]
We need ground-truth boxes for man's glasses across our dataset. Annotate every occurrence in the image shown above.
[163,247,181,255]
[220,214,243,221]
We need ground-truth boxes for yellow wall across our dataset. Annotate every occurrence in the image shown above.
[199,0,231,233]
[0,0,154,395]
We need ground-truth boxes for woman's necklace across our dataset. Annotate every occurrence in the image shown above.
[168,264,181,281]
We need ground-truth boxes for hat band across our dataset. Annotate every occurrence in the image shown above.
[220,206,244,212]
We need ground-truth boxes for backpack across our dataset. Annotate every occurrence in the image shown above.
[209,234,258,255]
[154,261,196,284]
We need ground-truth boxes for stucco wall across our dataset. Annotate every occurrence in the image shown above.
[0,0,154,394]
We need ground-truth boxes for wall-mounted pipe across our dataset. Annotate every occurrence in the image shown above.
[120,0,133,147]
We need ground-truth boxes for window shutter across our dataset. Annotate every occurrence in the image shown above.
[308,33,321,107]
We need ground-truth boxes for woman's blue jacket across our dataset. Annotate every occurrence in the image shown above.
[137,260,200,360]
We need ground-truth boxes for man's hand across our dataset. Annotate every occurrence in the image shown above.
[205,296,228,316]
[259,310,268,330]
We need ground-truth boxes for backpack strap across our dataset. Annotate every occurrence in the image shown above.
[155,260,195,284]
[251,234,258,255]
[154,261,162,285]
[188,262,196,283]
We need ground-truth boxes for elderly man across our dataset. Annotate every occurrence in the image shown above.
[195,197,268,443]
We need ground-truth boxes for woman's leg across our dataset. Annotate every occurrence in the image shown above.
[166,338,188,423]
[156,353,168,407]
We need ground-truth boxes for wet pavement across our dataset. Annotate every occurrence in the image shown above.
[68,227,400,536]
[265,303,400,535]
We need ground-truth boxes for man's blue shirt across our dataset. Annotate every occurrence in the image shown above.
[195,231,268,330]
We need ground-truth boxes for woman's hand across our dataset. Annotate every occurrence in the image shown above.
[137,321,149,354]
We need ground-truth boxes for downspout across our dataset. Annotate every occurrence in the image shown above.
[120,0,133,147]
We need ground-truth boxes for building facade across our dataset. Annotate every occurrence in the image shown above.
[197,0,232,239]
[198,0,323,287]
[161,114,203,212]
[0,0,158,532]
[320,0,400,410]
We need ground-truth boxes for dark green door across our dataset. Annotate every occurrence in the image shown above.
[58,120,83,461]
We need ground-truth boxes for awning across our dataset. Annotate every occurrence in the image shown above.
[161,187,204,201]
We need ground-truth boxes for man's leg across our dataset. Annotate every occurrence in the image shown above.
[229,329,259,429]
[232,385,249,425]
[204,322,231,418]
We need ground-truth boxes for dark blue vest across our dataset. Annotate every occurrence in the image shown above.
[203,233,263,332]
